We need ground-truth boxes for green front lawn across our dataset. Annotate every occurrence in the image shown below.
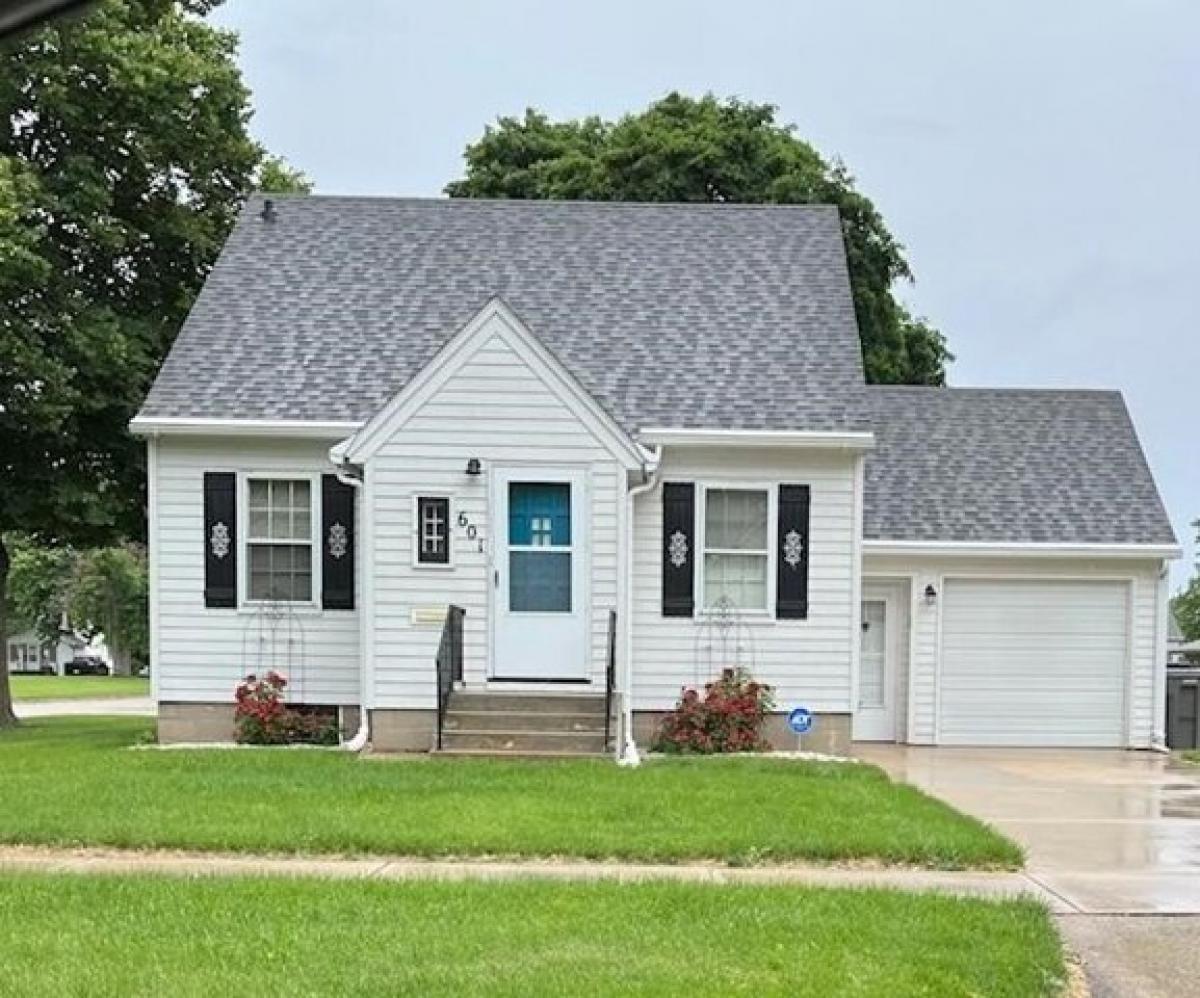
[0,716,1020,867]
[0,874,1067,997]
[9,675,149,701]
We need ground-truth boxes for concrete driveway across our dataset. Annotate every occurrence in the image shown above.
[856,744,1200,914]
[856,745,1200,997]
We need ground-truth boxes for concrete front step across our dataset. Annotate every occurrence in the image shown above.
[450,692,606,715]
[434,747,608,760]
[440,729,607,754]
[443,709,605,734]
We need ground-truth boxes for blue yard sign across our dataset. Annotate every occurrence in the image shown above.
[787,707,813,734]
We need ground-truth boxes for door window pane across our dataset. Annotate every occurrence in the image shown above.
[509,483,570,546]
[859,601,887,709]
[510,551,571,612]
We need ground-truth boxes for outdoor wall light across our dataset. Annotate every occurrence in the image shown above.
[465,458,482,476]
[923,584,938,605]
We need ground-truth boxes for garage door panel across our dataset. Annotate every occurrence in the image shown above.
[939,579,1128,747]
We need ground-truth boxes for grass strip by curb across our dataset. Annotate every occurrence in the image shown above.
[0,873,1067,997]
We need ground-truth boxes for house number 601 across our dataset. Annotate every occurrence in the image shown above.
[457,511,485,552]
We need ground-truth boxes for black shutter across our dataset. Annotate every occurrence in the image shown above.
[203,472,237,608]
[776,484,811,619]
[322,475,356,610]
[661,482,695,617]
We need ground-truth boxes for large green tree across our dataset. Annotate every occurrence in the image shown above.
[447,93,951,386]
[0,0,305,725]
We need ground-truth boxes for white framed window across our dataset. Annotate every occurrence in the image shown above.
[244,477,317,603]
[413,495,453,568]
[698,485,775,613]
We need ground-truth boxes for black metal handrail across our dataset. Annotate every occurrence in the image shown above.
[435,605,466,751]
[604,609,617,752]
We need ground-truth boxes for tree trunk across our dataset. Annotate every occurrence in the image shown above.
[108,589,130,675]
[0,536,18,727]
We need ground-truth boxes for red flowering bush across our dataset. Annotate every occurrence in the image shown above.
[651,668,776,754]
[234,671,338,746]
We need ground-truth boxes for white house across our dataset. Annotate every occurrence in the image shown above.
[131,196,1179,755]
[6,622,110,675]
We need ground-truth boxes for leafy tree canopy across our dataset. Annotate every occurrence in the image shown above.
[5,537,73,645]
[1173,520,1200,643]
[447,93,951,386]
[256,154,312,194]
[0,0,303,722]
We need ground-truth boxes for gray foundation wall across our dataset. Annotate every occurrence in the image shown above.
[632,711,852,756]
[158,704,851,755]
[158,703,362,745]
[369,709,437,752]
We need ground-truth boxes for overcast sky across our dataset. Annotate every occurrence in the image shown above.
[213,0,1199,586]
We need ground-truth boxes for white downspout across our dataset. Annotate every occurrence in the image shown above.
[1151,561,1171,752]
[619,446,662,767]
[335,463,370,752]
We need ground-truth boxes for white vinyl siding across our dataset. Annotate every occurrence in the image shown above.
[368,330,625,709]
[153,437,359,705]
[633,447,859,713]
[863,554,1166,748]
[940,578,1128,746]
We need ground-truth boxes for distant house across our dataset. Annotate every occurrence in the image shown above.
[132,196,1180,754]
[6,628,73,674]
[5,617,113,676]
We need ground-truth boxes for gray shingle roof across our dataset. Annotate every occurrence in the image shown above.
[865,387,1176,545]
[138,195,868,433]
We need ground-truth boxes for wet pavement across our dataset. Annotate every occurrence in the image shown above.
[1057,915,1200,998]
[855,745,1200,915]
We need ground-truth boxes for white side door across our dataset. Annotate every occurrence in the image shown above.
[491,468,589,681]
[854,592,898,741]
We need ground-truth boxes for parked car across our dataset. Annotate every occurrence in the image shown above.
[65,655,110,676]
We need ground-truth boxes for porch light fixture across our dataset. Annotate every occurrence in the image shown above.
[923,584,938,605]
[465,458,482,477]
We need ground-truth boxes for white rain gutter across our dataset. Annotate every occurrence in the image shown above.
[130,417,362,439]
[637,427,875,451]
[332,458,370,752]
[619,446,663,767]
[863,539,1182,560]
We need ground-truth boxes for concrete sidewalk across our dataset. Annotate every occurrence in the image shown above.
[0,844,1072,909]
[14,697,154,717]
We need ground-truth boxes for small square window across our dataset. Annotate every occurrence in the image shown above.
[416,497,450,565]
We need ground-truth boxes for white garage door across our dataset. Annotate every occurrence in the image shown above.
[940,579,1129,746]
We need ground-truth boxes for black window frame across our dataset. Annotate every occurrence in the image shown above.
[415,495,451,566]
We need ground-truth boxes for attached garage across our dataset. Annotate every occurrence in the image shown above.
[938,578,1130,746]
